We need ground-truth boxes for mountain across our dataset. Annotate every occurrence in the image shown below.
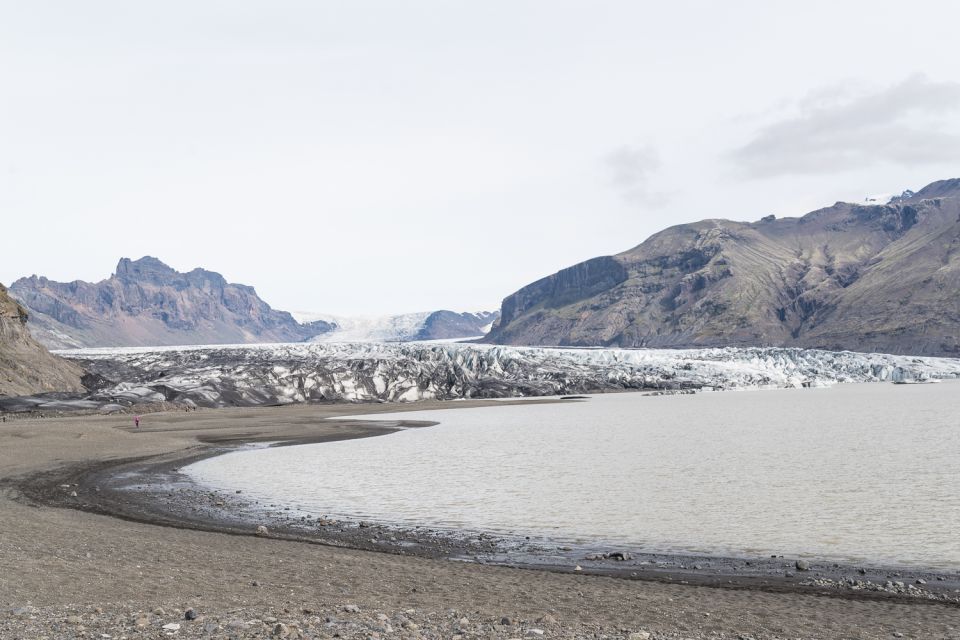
[0,283,85,396]
[10,257,334,349]
[485,179,960,357]
[296,310,498,343]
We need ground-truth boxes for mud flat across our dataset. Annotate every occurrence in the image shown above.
[2,400,959,639]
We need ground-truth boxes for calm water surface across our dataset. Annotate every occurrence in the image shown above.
[186,382,960,568]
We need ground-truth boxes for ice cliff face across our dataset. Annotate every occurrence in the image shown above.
[62,342,960,408]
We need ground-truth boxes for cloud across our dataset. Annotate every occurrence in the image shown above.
[602,144,668,206]
[732,75,960,177]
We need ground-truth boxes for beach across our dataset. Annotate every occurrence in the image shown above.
[1,401,958,639]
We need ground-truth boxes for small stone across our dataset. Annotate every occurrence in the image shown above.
[134,617,149,628]
[795,559,811,571]
[162,623,181,630]
[536,614,558,626]
[500,616,515,625]
[916,578,926,584]
[526,629,545,637]
[153,607,166,616]
[343,604,361,613]
[272,622,290,637]
[66,615,83,625]
[256,525,270,536]
[184,608,197,620]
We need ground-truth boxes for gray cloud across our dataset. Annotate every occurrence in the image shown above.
[733,75,960,177]
[602,144,668,206]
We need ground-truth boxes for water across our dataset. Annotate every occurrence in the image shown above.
[186,382,960,569]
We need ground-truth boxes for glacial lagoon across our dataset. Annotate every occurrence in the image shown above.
[186,382,960,569]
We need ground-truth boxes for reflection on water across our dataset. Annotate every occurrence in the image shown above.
[186,382,960,568]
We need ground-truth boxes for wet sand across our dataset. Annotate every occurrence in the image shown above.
[1,401,959,639]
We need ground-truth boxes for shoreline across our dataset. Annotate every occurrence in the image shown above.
[3,398,960,639]
[8,403,960,607]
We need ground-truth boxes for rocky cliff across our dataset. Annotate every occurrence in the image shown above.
[486,179,960,357]
[10,257,334,349]
[0,283,85,396]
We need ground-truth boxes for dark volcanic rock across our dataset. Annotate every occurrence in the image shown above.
[485,179,960,357]
[10,257,334,349]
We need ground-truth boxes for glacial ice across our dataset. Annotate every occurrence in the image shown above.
[58,342,960,408]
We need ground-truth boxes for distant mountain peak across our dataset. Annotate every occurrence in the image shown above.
[10,258,325,349]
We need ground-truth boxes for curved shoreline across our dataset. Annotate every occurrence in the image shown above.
[7,406,959,608]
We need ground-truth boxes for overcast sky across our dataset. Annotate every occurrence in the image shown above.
[3,1,960,315]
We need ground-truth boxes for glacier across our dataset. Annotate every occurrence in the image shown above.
[58,342,960,409]
[291,310,496,343]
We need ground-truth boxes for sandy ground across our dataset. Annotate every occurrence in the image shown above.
[1,402,958,639]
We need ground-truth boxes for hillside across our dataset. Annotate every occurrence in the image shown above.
[10,257,334,349]
[0,283,85,396]
[485,179,960,357]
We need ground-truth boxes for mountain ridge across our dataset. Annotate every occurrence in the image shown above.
[11,257,498,349]
[10,257,332,349]
[485,179,960,357]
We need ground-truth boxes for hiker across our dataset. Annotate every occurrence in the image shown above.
[134,415,141,429]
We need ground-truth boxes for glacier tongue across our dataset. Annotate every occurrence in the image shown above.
[61,343,960,408]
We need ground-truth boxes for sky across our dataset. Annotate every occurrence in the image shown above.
[2,1,960,315]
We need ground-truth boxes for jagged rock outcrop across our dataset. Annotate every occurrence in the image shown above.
[0,283,85,396]
[486,179,960,357]
[10,257,334,349]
